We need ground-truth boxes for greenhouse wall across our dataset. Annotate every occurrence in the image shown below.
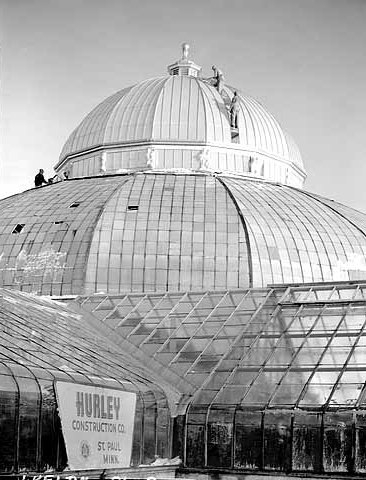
[0,371,170,474]
[176,408,366,475]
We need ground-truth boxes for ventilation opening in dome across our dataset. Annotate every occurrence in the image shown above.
[127,205,139,211]
[12,224,25,234]
[69,202,80,208]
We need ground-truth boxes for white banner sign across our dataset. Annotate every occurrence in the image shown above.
[55,382,137,470]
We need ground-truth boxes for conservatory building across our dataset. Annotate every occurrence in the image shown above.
[1,46,366,479]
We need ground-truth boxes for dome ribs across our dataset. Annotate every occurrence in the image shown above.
[219,177,363,285]
[60,177,131,296]
[58,88,132,167]
[284,131,304,170]
[179,76,192,141]
[222,178,276,286]
[260,184,318,283]
[298,188,366,240]
[216,177,253,288]
[283,187,346,281]
[245,96,270,152]
[0,177,129,296]
[290,187,366,279]
[130,77,167,141]
[109,79,159,142]
[56,73,306,187]
[83,173,249,293]
[199,80,230,144]
[169,77,183,140]
[2,174,366,294]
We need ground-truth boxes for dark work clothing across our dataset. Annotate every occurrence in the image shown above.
[35,173,47,187]
[230,95,239,128]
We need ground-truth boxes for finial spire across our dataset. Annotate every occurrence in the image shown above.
[167,43,201,77]
[182,43,190,60]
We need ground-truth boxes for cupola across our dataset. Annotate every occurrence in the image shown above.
[167,43,202,77]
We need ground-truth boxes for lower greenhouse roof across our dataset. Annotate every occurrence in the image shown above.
[0,287,174,400]
[70,281,366,412]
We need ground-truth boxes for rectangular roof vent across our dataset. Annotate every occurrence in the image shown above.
[127,205,139,211]
[12,224,25,234]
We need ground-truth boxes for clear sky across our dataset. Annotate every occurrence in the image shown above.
[1,0,366,210]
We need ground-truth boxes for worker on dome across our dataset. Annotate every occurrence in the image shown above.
[230,91,240,129]
[34,169,48,188]
[212,65,224,93]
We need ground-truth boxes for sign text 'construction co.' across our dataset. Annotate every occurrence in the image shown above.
[55,382,136,470]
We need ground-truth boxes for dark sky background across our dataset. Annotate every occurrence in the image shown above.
[1,0,366,211]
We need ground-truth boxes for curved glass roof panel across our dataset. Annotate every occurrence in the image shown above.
[0,287,170,398]
[0,176,130,296]
[222,177,366,286]
[57,74,305,185]
[84,174,250,293]
[60,86,134,161]
[305,190,366,237]
[1,173,366,296]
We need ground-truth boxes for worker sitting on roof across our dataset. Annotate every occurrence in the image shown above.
[34,169,48,188]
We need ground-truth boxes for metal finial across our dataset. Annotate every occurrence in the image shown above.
[168,43,201,76]
[182,43,190,60]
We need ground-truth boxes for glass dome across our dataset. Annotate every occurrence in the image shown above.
[1,45,366,478]
[0,172,366,296]
[56,47,306,188]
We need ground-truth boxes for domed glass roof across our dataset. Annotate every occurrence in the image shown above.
[56,47,306,188]
[2,45,366,479]
[59,78,303,167]
[1,172,365,296]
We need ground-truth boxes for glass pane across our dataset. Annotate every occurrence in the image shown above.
[186,424,205,467]
[18,377,40,470]
[156,396,169,459]
[347,348,366,367]
[292,412,322,472]
[186,406,206,467]
[329,384,362,407]
[207,421,233,467]
[242,371,284,406]
[270,370,313,406]
[263,411,291,471]
[323,412,353,473]
[356,412,366,473]
[234,410,262,469]
[318,347,349,367]
[0,375,17,472]
[172,415,185,460]
[300,371,341,407]
[142,393,156,464]
[39,380,58,470]
[299,384,333,407]
[131,395,143,466]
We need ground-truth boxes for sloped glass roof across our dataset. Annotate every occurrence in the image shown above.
[0,287,169,397]
[75,282,366,411]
